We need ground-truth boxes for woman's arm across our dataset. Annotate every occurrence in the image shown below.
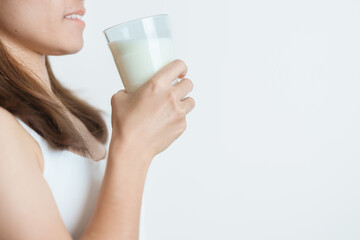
[80,60,194,240]
[80,59,194,240]
[79,137,152,240]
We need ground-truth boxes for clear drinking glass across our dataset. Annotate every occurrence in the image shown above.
[103,14,176,93]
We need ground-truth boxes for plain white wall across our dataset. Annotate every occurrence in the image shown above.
[50,0,360,239]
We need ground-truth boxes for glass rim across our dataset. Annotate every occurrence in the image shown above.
[103,14,169,34]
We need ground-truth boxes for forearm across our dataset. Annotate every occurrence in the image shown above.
[80,137,152,240]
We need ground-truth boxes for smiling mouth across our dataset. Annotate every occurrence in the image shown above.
[64,14,85,27]
[63,8,86,25]
[64,14,83,20]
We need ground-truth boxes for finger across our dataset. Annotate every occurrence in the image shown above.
[115,89,127,96]
[180,97,195,114]
[173,78,194,100]
[152,59,188,85]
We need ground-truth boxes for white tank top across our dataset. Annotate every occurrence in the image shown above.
[15,116,108,239]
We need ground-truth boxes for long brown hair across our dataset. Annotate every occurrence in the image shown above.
[0,39,108,159]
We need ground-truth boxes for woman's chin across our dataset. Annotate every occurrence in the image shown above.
[51,41,84,55]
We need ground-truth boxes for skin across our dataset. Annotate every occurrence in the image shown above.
[0,0,86,90]
[0,0,106,161]
[0,0,195,239]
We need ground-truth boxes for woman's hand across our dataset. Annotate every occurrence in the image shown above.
[110,59,195,163]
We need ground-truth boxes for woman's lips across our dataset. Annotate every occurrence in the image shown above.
[64,17,85,27]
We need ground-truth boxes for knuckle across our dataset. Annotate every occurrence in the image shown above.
[148,80,162,93]
[192,97,196,107]
[168,92,185,116]
[167,91,177,103]
[184,78,194,91]
[180,119,187,132]
[174,59,185,66]
[174,59,188,71]
[189,97,195,108]
[177,106,186,117]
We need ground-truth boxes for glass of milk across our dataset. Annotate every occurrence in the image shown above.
[103,14,176,93]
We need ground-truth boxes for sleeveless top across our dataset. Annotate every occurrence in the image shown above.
[15,116,108,239]
[15,116,149,240]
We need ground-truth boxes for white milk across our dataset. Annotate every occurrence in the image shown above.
[109,38,175,93]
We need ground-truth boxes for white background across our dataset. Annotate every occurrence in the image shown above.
[50,0,360,239]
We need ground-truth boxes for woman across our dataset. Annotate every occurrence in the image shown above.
[0,0,195,239]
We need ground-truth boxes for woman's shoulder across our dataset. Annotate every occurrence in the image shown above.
[0,106,34,140]
[0,107,72,239]
[0,107,44,173]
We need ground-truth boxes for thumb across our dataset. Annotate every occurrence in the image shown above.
[117,89,127,95]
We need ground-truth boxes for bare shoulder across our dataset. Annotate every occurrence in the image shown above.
[0,107,72,239]
[0,107,44,173]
